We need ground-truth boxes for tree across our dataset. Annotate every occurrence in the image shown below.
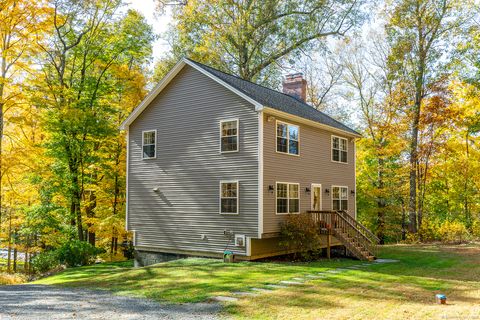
[385,0,468,233]
[0,0,43,229]
[34,0,154,241]
[162,0,366,84]
[339,34,409,242]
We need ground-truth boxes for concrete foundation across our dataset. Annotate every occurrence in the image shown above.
[134,250,187,267]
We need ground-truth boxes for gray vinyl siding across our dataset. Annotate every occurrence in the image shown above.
[262,114,356,235]
[127,65,259,256]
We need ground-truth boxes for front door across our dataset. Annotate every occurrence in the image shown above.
[311,184,322,211]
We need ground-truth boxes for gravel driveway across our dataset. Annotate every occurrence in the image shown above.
[0,285,222,320]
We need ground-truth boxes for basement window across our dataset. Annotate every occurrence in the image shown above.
[332,186,348,211]
[220,181,238,214]
[276,182,300,214]
[332,136,348,163]
[142,130,156,159]
[220,119,239,153]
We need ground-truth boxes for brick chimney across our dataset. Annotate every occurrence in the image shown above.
[282,73,307,102]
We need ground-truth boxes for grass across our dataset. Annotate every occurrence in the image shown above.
[227,244,480,319]
[31,244,480,319]
[33,257,358,303]
[0,272,27,285]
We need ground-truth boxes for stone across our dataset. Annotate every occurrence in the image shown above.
[251,288,272,292]
[265,284,288,289]
[212,296,238,302]
[232,291,257,296]
[279,281,303,285]
[375,259,400,263]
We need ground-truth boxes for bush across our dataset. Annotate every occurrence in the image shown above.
[438,220,471,243]
[57,240,104,267]
[280,213,323,260]
[32,250,60,273]
[472,220,480,240]
[418,220,440,242]
[0,272,27,285]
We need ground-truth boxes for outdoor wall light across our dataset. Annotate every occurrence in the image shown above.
[153,187,160,192]
[305,187,311,193]
[325,188,330,194]
[351,190,355,195]
[268,185,275,192]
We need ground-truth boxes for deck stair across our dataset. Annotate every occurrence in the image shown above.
[307,210,380,261]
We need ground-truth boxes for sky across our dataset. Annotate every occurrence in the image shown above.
[126,0,173,62]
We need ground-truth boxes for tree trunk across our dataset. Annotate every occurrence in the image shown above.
[13,245,17,273]
[408,118,419,233]
[85,190,96,246]
[70,172,83,241]
[377,157,386,244]
[7,212,11,272]
[464,132,471,230]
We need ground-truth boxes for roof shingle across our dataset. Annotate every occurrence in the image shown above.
[187,58,360,136]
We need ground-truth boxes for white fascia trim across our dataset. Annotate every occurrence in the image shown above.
[120,58,264,130]
[258,111,264,239]
[120,59,187,130]
[263,107,362,139]
[246,237,252,256]
[125,127,130,231]
[354,139,358,220]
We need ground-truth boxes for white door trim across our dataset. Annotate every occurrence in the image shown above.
[311,183,322,211]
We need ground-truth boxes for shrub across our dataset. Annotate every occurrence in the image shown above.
[57,240,104,267]
[438,220,471,243]
[32,250,60,273]
[280,213,323,260]
[418,220,440,242]
[472,220,480,240]
[0,272,27,285]
[404,232,420,244]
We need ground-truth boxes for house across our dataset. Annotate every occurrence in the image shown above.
[121,58,377,266]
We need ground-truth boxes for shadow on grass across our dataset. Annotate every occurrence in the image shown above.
[34,244,480,306]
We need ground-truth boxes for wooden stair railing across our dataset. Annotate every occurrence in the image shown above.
[307,210,379,261]
[336,210,381,247]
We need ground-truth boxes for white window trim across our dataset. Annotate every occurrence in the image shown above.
[331,135,348,164]
[219,180,239,215]
[219,118,239,153]
[311,183,322,211]
[275,120,300,156]
[142,129,157,160]
[275,182,300,215]
[331,185,348,211]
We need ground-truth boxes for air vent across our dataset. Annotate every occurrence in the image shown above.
[235,234,246,247]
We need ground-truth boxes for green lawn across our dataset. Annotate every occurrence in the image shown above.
[32,244,480,319]
[33,257,359,303]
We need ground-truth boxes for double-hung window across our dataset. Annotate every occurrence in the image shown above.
[220,119,238,152]
[142,130,156,159]
[220,181,238,214]
[332,186,348,211]
[332,136,347,163]
[276,121,299,155]
[276,182,300,214]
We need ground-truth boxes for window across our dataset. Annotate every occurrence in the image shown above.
[142,130,156,159]
[332,186,348,211]
[220,119,238,152]
[276,121,299,155]
[220,181,238,214]
[276,182,300,214]
[332,136,347,163]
